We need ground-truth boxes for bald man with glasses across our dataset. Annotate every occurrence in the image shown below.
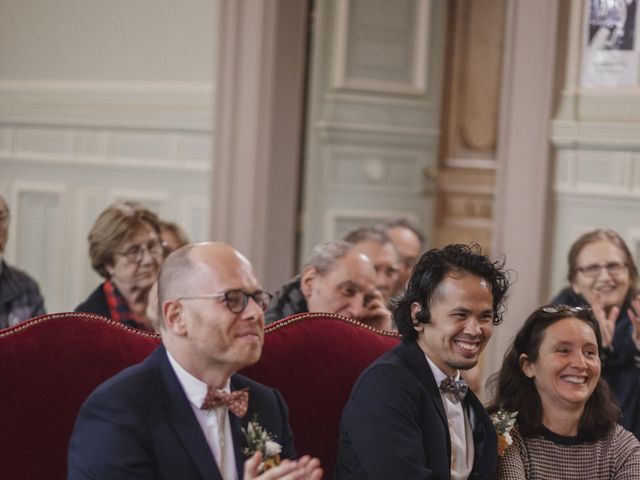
[69,242,322,480]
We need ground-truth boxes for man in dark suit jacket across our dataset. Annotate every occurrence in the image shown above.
[68,242,322,480]
[335,244,511,480]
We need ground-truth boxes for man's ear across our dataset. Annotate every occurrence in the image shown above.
[520,353,534,378]
[410,302,423,331]
[163,300,187,336]
[300,266,318,298]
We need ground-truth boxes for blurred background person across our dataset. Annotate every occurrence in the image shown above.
[552,229,640,439]
[383,218,426,295]
[159,220,189,254]
[489,304,640,478]
[266,240,393,331]
[0,194,45,328]
[76,201,164,331]
[343,226,399,306]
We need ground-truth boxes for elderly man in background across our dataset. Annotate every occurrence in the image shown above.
[343,226,400,305]
[384,218,426,295]
[68,242,322,479]
[0,194,45,328]
[265,240,393,331]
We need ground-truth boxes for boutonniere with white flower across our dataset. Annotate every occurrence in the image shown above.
[490,409,518,456]
[241,415,282,472]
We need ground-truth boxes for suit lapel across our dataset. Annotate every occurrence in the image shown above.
[154,346,223,480]
[395,340,452,469]
[396,341,449,426]
[466,391,497,479]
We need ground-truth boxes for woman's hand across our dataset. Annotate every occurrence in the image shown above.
[628,294,640,351]
[243,452,322,480]
[591,292,618,349]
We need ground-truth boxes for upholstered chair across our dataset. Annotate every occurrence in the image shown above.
[0,311,399,479]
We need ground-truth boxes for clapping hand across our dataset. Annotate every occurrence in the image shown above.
[628,295,640,351]
[244,452,322,480]
[591,292,619,349]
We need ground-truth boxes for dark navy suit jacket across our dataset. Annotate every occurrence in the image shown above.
[67,345,296,479]
[335,340,497,480]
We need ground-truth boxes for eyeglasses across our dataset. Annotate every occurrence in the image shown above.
[541,305,592,315]
[115,239,165,264]
[577,262,627,277]
[177,289,273,313]
[0,211,9,227]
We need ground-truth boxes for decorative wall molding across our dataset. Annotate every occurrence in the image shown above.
[552,119,640,150]
[316,120,439,141]
[6,182,69,314]
[301,0,444,260]
[322,143,425,193]
[332,0,430,95]
[1,80,214,313]
[0,80,213,131]
[324,92,433,108]
[0,125,211,172]
[554,149,640,196]
[324,208,420,241]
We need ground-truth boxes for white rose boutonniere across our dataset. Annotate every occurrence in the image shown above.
[242,415,283,472]
[490,409,518,456]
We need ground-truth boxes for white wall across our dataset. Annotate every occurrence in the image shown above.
[0,0,218,314]
[549,0,640,300]
[0,0,216,82]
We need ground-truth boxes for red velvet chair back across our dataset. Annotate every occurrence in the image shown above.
[243,312,400,477]
[0,312,160,480]
[0,311,398,479]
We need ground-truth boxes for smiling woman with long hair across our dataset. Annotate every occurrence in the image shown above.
[488,305,640,479]
[552,229,640,439]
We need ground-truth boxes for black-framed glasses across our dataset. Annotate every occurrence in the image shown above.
[115,239,165,264]
[541,305,592,315]
[577,262,627,277]
[177,289,273,313]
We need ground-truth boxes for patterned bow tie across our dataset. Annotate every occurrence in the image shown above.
[439,376,468,402]
[201,387,249,417]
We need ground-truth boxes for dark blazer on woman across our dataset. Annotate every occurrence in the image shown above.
[75,284,110,318]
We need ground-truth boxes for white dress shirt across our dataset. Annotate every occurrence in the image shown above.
[167,351,238,480]
[425,354,474,480]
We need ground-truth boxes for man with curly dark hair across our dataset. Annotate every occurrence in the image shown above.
[335,244,510,480]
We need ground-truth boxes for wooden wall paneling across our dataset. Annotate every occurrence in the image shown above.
[11,182,68,313]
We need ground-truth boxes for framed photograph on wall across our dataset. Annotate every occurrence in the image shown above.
[581,0,640,86]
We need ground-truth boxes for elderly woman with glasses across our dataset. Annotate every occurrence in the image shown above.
[489,305,640,479]
[75,202,165,331]
[552,229,640,439]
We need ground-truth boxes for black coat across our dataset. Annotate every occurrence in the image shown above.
[335,340,497,480]
[68,345,296,479]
